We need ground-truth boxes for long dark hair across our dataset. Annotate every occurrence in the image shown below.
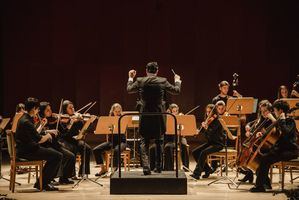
[277,85,289,99]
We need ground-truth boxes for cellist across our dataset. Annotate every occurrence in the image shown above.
[250,100,298,192]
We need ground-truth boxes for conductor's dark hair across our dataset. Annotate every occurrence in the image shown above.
[146,62,159,73]
[62,100,73,114]
[272,99,290,113]
[39,102,50,118]
[16,103,25,113]
[24,97,39,112]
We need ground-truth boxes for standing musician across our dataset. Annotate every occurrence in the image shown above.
[250,100,298,192]
[127,62,182,175]
[238,100,273,183]
[164,104,190,171]
[58,100,91,177]
[39,102,75,184]
[15,97,62,191]
[191,104,224,180]
[93,103,127,176]
[212,80,242,105]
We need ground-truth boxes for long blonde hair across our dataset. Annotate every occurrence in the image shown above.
[109,103,123,116]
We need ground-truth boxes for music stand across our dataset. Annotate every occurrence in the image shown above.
[125,112,140,167]
[166,115,197,171]
[94,116,129,176]
[0,118,10,183]
[72,116,103,188]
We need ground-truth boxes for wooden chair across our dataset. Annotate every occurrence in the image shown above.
[105,148,131,171]
[270,158,299,190]
[6,130,44,192]
[207,116,240,176]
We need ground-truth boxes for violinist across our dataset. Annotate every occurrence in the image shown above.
[238,100,273,183]
[277,85,289,99]
[250,100,298,192]
[15,97,62,191]
[164,104,190,171]
[212,80,241,105]
[190,104,224,180]
[59,100,91,177]
[16,103,25,114]
[93,103,127,176]
[39,102,76,184]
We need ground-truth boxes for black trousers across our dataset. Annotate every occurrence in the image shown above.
[93,141,127,167]
[256,149,297,187]
[149,143,164,170]
[140,136,163,171]
[192,142,223,176]
[18,147,63,185]
[42,141,76,179]
[164,137,190,171]
[61,139,91,175]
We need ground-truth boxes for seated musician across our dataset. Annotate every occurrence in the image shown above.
[250,100,298,192]
[15,97,62,191]
[39,102,75,184]
[239,100,273,183]
[59,100,91,177]
[212,80,241,105]
[277,85,289,99]
[93,103,127,176]
[16,103,25,114]
[164,104,190,171]
[190,104,224,180]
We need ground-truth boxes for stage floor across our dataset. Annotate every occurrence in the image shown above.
[0,161,297,200]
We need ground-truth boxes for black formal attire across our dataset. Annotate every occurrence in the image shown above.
[192,118,224,176]
[93,134,127,167]
[255,118,298,188]
[127,75,181,171]
[59,120,91,175]
[15,113,63,186]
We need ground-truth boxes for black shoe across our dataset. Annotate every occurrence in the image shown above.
[238,173,254,183]
[190,173,200,180]
[34,182,59,191]
[202,168,212,178]
[143,168,151,176]
[154,168,162,173]
[51,179,60,186]
[249,186,266,193]
[59,178,74,185]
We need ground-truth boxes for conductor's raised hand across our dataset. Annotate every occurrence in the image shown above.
[174,74,181,82]
[128,70,137,79]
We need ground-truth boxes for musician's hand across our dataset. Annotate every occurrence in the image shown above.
[291,90,299,97]
[174,74,181,82]
[201,122,208,130]
[128,69,137,79]
[46,133,52,142]
[245,125,251,132]
[41,118,48,126]
[267,113,276,122]
[233,90,242,97]
[245,131,251,138]
[280,112,286,120]
[256,132,263,138]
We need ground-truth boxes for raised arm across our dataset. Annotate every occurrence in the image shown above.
[127,69,139,94]
[165,74,182,95]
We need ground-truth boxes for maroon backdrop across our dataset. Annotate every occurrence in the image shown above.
[1,0,299,120]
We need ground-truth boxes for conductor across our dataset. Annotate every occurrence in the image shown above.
[127,62,182,175]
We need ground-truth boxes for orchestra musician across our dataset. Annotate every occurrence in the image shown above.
[212,80,242,105]
[93,103,127,176]
[38,102,76,184]
[190,104,224,180]
[238,100,273,183]
[15,97,62,191]
[277,85,289,99]
[127,62,181,175]
[164,104,190,171]
[58,100,91,177]
[250,100,298,192]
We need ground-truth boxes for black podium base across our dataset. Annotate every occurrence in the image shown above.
[110,170,187,195]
